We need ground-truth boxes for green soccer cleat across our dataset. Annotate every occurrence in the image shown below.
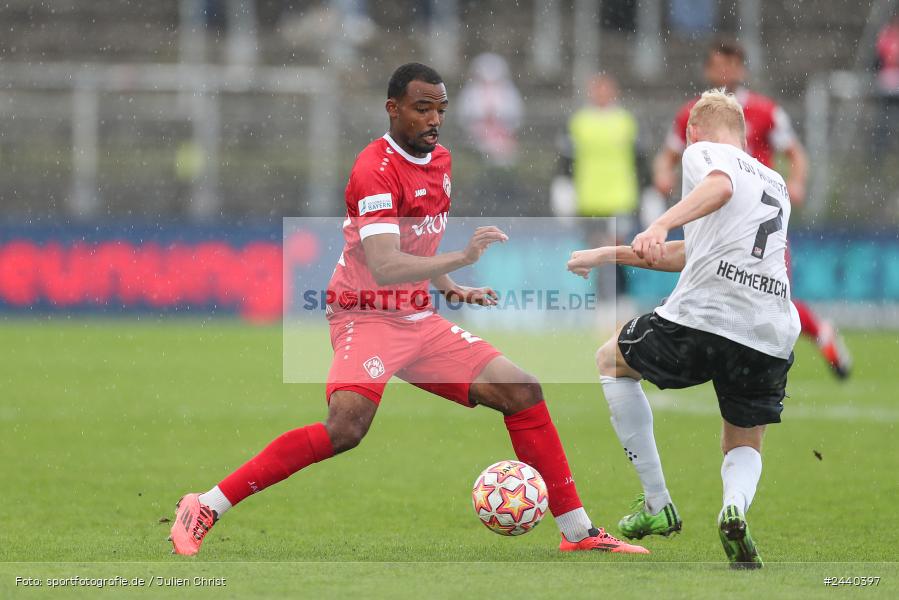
[718,504,763,569]
[617,493,682,540]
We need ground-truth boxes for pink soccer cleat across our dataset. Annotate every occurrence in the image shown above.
[169,493,217,556]
[559,526,650,554]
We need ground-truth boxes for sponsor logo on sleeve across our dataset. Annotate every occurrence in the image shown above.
[358,193,393,216]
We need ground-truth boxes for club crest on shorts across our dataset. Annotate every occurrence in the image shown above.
[443,173,451,198]
[363,356,385,379]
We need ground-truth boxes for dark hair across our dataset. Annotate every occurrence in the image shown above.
[387,63,443,99]
[707,38,746,63]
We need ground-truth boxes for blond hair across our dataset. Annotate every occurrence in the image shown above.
[687,88,746,140]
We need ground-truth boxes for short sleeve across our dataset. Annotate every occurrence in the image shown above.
[769,105,797,152]
[664,102,692,153]
[681,142,738,195]
[348,167,401,240]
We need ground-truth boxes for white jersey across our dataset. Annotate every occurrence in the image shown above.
[655,141,800,359]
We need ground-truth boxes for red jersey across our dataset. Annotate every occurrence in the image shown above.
[326,133,452,318]
[665,87,796,167]
[876,22,899,93]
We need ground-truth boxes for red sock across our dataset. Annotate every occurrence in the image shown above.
[218,422,334,505]
[794,300,821,339]
[504,401,583,516]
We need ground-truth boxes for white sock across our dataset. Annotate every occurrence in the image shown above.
[198,485,233,518]
[720,446,762,517]
[600,375,671,514]
[555,507,593,542]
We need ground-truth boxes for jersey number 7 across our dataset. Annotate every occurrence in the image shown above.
[751,192,783,259]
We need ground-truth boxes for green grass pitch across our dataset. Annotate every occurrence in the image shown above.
[1,319,897,598]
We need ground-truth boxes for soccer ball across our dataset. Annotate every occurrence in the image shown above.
[471,460,549,536]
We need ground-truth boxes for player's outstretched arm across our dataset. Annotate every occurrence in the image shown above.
[567,241,685,277]
[652,171,733,231]
[362,226,508,286]
[632,171,732,266]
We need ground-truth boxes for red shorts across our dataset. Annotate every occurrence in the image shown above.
[325,311,502,406]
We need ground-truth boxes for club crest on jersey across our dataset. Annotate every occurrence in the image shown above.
[443,173,451,198]
[363,356,385,379]
[412,212,448,236]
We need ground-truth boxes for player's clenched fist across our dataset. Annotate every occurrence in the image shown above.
[567,248,608,279]
[463,226,508,265]
[631,224,668,266]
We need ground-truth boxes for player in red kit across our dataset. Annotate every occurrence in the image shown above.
[169,63,648,556]
[653,39,851,378]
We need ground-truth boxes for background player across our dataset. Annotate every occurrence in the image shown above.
[653,38,850,379]
[568,89,800,568]
[169,63,648,557]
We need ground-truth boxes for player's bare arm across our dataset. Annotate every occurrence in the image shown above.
[567,241,685,278]
[432,273,498,306]
[783,140,808,206]
[652,146,682,197]
[633,171,733,266]
[361,226,508,286]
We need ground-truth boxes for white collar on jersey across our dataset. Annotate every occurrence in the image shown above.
[383,133,432,165]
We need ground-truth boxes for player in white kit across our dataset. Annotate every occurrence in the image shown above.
[567,89,800,569]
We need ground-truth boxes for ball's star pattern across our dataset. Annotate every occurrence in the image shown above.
[528,475,548,505]
[472,477,495,514]
[473,460,546,536]
[488,460,527,484]
[496,483,536,523]
[484,514,518,535]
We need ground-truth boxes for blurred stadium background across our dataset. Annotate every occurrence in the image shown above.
[4,4,899,595]
[1,0,898,327]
